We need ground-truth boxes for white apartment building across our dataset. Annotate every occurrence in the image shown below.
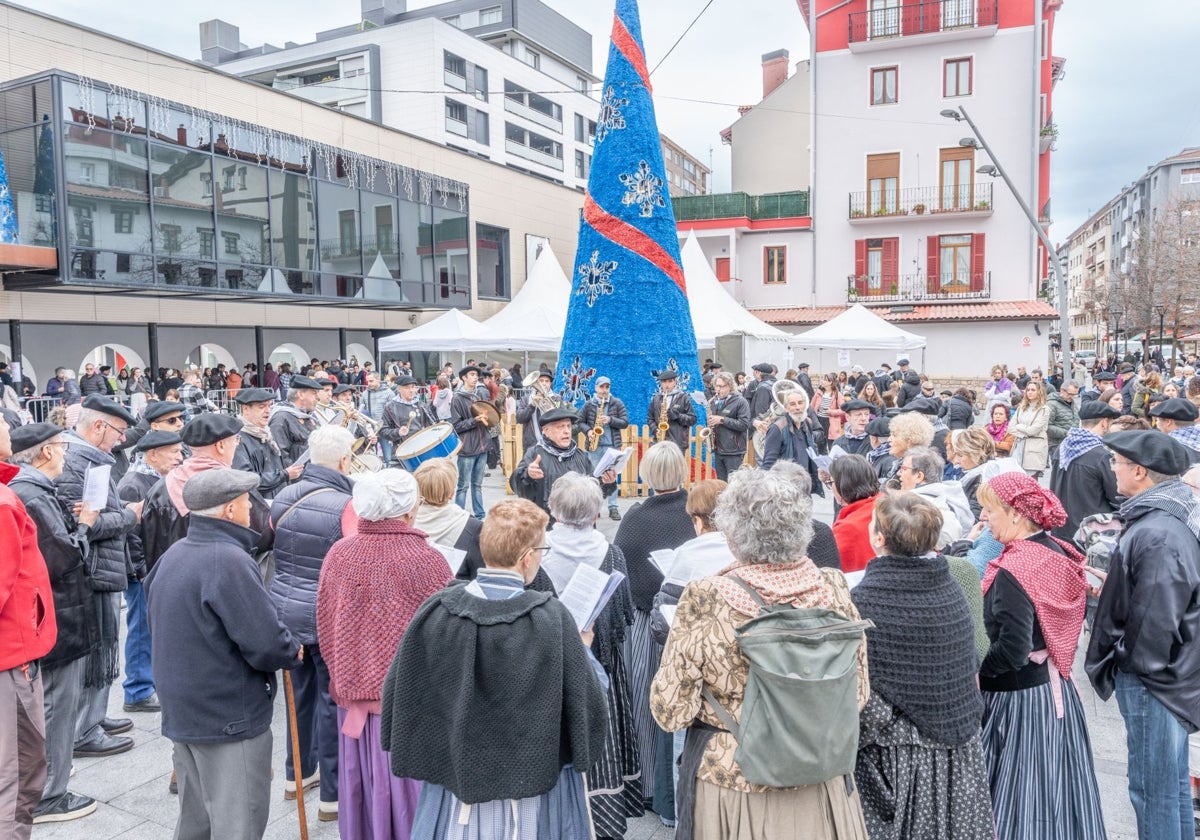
[748,0,1065,376]
[1062,203,1111,354]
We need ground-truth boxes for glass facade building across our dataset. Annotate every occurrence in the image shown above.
[0,72,474,307]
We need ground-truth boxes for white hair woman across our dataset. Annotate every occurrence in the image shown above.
[316,469,452,838]
[543,473,642,837]
[613,441,694,825]
[651,468,870,840]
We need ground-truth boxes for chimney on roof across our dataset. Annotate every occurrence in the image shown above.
[199,20,241,65]
[762,49,790,99]
[361,0,407,27]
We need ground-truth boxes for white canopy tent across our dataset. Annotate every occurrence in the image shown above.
[788,303,927,370]
[461,244,571,352]
[377,308,487,354]
[679,232,792,349]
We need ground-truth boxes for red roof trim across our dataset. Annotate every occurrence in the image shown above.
[753,300,1060,326]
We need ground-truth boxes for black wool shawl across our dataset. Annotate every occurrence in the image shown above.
[851,554,983,746]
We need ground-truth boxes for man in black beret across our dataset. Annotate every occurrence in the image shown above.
[795,362,815,399]
[145,468,301,840]
[1088,430,1200,832]
[56,394,143,759]
[379,376,437,467]
[747,362,776,424]
[1048,400,1121,542]
[512,407,616,518]
[1150,398,1200,457]
[270,375,320,467]
[514,368,562,451]
[865,415,896,479]
[831,399,874,457]
[234,389,301,500]
[1082,371,1117,403]
[647,369,696,453]
[330,383,376,453]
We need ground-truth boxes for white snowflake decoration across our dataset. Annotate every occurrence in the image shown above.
[619,160,666,218]
[576,251,618,307]
[594,86,629,144]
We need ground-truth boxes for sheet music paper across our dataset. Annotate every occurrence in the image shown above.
[82,465,111,510]
[592,446,631,478]
[559,564,626,631]
[431,543,468,576]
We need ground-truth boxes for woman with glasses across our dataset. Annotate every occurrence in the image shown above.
[1010,382,1050,478]
[381,498,608,840]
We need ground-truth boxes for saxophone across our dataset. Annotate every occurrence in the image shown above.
[656,392,671,442]
[588,398,608,452]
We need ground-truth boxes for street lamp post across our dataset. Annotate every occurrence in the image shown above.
[1109,305,1124,365]
[941,106,1071,377]
[1155,304,1167,364]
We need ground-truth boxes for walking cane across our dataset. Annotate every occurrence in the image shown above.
[283,669,309,840]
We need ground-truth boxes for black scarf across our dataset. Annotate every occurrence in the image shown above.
[851,554,983,745]
[537,438,579,461]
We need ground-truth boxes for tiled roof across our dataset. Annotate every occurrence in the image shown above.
[752,300,1061,326]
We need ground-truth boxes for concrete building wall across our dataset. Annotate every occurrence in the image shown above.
[730,62,812,196]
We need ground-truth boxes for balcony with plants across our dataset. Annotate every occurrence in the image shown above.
[848,183,992,223]
[846,271,991,304]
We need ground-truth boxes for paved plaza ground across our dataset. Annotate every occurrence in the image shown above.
[35,471,1139,839]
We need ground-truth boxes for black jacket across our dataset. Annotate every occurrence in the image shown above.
[749,377,776,419]
[759,413,823,495]
[944,395,976,430]
[117,469,159,578]
[647,391,696,452]
[9,466,96,668]
[614,490,695,612]
[379,400,436,446]
[707,393,751,455]
[577,396,630,451]
[1049,443,1120,543]
[147,515,300,744]
[1087,489,1200,731]
[79,372,112,396]
[896,372,923,408]
[233,428,291,499]
[55,432,137,592]
[268,405,315,466]
[450,389,490,457]
[511,441,617,516]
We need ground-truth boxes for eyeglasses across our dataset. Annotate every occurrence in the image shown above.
[101,420,127,439]
[897,464,914,473]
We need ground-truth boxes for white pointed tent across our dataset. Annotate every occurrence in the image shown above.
[788,303,926,351]
[377,308,486,354]
[463,244,571,352]
[679,232,792,349]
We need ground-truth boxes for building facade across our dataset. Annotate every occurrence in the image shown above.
[661,133,710,196]
[1062,202,1111,354]
[0,2,589,386]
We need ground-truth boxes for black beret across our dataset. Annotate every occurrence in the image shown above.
[709,362,723,369]
[538,407,578,425]
[842,400,874,413]
[458,365,483,379]
[656,369,678,381]
[899,396,940,416]
[144,401,185,422]
[940,390,953,396]
[10,422,61,452]
[1106,430,1193,476]
[180,413,242,447]
[332,384,355,396]
[898,358,910,365]
[289,375,321,391]
[866,416,891,437]
[81,394,137,425]
[233,388,276,405]
[182,469,260,512]
[1094,371,1117,382]
[395,376,418,387]
[752,363,773,373]
[1079,401,1120,421]
[797,362,811,369]
[1150,398,1200,422]
[1119,363,1135,373]
[135,430,182,452]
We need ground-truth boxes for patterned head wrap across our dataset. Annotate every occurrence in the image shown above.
[986,472,1067,531]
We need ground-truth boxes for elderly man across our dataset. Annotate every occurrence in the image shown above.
[146,469,302,840]
[78,363,110,397]
[578,376,630,516]
[865,415,896,479]
[1049,401,1121,542]
[176,370,217,421]
[705,371,751,481]
[512,407,616,518]
[270,375,321,466]
[515,369,562,450]
[1088,431,1200,838]
[450,366,491,518]
[55,395,143,759]
[379,375,435,467]
[234,388,302,499]
[830,399,874,457]
[117,400,186,456]
[1150,397,1200,457]
[270,425,358,822]
[7,424,93,828]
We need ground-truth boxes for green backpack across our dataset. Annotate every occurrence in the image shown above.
[701,574,873,788]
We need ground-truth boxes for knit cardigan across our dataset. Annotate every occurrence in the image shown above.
[380,581,607,804]
[316,519,452,706]
[851,554,983,746]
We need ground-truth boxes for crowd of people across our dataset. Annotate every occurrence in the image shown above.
[2,347,1200,840]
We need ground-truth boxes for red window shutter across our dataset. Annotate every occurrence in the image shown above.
[922,0,940,33]
[926,236,940,293]
[971,233,986,291]
[901,0,921,35]
[881,238,899,286]
[854,239,868,294]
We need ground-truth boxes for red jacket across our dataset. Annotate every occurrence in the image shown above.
[832,494,879,574]
[0,462,57,670]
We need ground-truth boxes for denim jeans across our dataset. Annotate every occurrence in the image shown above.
[379,439,394,467]
[122,578,155,704]
[1115,670,1192,840]
[455,452,487,518]
[586,450,619,510]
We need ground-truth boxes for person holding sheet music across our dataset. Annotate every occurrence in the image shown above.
[543,473,644,839]
[316,469,451,840]
[511,407,617,521]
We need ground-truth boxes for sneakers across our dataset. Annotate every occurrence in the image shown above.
[73,732,134,758]
[283,770,320,800]
[318,800,338,822]
[123,693,161,713]
[33,792,97,824]
[609,508,622,521]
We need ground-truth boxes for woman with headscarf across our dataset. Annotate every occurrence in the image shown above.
[851,493,994,840]
[542,473,643,839]
[316,469,453,839]
[973,474,1106,839]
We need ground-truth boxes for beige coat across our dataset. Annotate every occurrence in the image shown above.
[1010,403,1050,472]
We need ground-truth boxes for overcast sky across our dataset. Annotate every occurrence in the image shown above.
[31,0,1200,240]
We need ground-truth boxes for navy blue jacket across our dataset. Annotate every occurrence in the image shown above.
[146,515,299,744]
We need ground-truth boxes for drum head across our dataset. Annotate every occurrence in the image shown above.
[397,422,457,459]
